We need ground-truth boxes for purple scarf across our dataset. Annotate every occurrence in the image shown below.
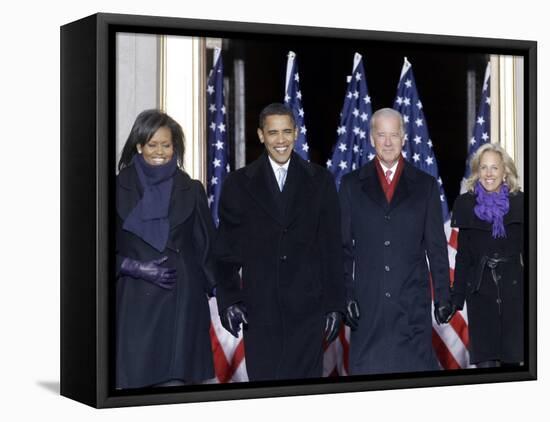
[122,154,177,252]
[474,181,510,239]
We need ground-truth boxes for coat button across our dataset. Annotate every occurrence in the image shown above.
[512,280,518,285]
[384,265,390,272]
[384,215,391,221]
[385,292,391,298]
[384,240,391,246]
[283,228,288,234]
[496,298,502,304]
[280,255,287,261]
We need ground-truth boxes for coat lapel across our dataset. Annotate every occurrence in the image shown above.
[244,153,285,226]
[116,165,194,230]
[360,161,388,211]
[169,171,194,229]
[116,166,142,220]
[387,162,412,213]
[282,153,314,226]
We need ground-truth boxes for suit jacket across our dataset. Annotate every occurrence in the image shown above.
[214,152,345,381]
[116,166,216,389]
[339,159,451,375]
[451,191,524,364]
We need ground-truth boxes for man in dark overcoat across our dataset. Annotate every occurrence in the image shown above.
[214,103,345,381]
[339,108,455,375]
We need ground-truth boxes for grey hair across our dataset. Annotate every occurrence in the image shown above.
[464,143,520,193]
[369,108,405,137]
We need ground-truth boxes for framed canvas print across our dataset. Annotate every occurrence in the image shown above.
[60,12,537,408]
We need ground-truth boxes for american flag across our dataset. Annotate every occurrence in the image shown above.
[442,62,491,370]
[393,57,471,369]
[206,48,230,226]
[284,51,310,160]
[206,48,248,383]
[324,52,374,376]
[462,62,491,190]
[327,52,375,189]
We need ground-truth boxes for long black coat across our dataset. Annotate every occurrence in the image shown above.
[116,166,216,389]
[451,191,524,364]
[339,160,451,375]
[214,152,345,381]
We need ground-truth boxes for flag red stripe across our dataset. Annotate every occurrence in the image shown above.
[339,328,350,374]
[432,328,461,369]
[209,323,232,383]
[449,312,469,347]
[449,228,458,249]
[229,339,245,378]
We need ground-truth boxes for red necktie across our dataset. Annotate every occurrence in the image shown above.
[385,169,392,185]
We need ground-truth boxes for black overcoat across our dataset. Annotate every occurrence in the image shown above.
[451,191,524,364]
[214,152,345,381]
[339,160,451,375]
[116,166,216,389]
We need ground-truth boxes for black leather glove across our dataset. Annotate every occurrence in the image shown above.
[324,311,343,344]
[344,299,360,330]
[220,303,248,338]
[119,256,177,290]
[434,300,456,325]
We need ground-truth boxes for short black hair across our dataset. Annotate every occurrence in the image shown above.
[118,109,185,171]
[258,103,296,129]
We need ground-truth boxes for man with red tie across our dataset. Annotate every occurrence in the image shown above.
[339,108,455,375]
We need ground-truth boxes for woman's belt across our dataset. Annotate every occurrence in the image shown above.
[473,254,520,314]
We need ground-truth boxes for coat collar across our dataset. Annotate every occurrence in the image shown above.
[243,151,315,226]
[117,164,194,229]
[451,190,524,230]
[359,159,417,212]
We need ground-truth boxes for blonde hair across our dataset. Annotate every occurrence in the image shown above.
[464,143,520,193]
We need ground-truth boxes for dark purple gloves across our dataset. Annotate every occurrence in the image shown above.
[344,299,360,331]
[434,300,456,325]
[324,311,343,344]
[119,256,177,290]
[220,302,248,338]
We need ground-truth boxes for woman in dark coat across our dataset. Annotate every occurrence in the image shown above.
[116,109,217,389]
[451,143,524,368]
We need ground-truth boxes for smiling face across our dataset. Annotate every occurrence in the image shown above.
[478,150,505,192]
[370,113,405,168]
[136,126,174,166]
[257,114,297,165]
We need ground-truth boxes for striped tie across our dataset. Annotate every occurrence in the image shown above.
[277,167,287,191]
[385,169,392,184]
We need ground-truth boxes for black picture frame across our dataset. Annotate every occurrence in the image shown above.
[60,12,537,408]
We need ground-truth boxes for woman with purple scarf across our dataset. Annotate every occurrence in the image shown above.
[451,143,524,368]
[115,110,217,389]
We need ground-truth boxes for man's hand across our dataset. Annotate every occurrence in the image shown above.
[344,299,360,330]
[324,311,343,344]
[434,301,456,325]
[220,303,248,337]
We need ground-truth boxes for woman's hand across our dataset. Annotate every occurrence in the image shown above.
[120,256,177,289]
